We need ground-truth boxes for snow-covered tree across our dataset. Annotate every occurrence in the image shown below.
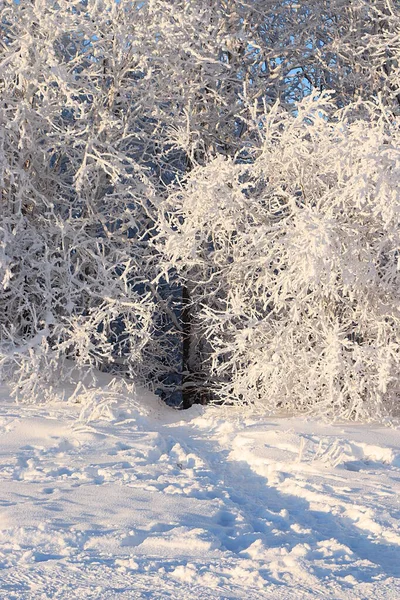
[0,0,173,399]
[157,93,400,419]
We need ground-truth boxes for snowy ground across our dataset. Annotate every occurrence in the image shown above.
[1,378,400,599]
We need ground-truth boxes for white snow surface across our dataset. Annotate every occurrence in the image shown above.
[1,376,400,599]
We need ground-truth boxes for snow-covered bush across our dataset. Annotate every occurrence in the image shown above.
[0,207,158,400]
[158,94,400,419]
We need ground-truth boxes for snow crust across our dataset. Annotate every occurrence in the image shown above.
[1,380,400,599]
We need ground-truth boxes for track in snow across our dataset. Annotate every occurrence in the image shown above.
[1,383,400,599]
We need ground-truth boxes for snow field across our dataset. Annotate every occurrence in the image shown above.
[0,382,400,599]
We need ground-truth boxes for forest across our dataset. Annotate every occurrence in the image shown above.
[1,0,400,420]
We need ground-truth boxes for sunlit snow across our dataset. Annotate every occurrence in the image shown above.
[1,376,400,599]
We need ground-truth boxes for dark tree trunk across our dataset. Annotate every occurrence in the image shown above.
[181,284,193,409]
